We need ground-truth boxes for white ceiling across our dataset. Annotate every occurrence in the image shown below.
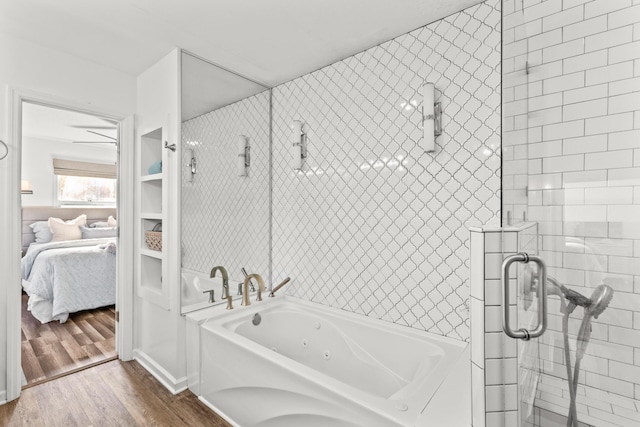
[1,0,482,87]
[22,102,118,146]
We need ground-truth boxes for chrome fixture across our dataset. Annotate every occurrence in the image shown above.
[523,268,614,427]
[290,120,307,170]
[421,82,442,153]
[186,149,196,182]
[269,277,291,297]
[241,273,265,306]
[237,135,250,176]
[501,252,547,340]
[164,140,176,152]
[524,271,613,319]
[252,313,262,326]
[210,265,230,300]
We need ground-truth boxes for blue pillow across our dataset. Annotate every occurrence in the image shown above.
[30,221,53,243]
[80,226,117,239]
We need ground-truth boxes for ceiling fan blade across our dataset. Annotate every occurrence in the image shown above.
[86,130,117,140]
[70,125,118,130]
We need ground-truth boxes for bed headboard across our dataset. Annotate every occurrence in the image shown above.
[22,206,117,254]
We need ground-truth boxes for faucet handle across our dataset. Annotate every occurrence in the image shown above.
[203,290,215,303]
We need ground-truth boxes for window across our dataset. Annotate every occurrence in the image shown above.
[57,175,116,205]
[53,158,117,206]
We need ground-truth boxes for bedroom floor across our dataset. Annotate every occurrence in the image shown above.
[21,294,117,386]
[0,359,232,426]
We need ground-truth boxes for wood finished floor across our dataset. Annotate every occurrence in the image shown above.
[0,359,232,427]
[21,294,117,386]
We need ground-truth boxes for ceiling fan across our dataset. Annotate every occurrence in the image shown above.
[72,126,118,144]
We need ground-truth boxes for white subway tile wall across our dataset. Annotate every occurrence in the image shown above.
[469,225,537,426]
[271,0,501,341]
[181,91,271,283]
[503,0,640,425]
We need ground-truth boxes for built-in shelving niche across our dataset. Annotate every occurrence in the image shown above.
[137,126,170,310]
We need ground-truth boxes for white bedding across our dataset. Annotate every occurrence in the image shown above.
[21,238,116,323]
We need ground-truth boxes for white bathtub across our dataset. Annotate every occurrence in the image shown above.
[198,297,467,427]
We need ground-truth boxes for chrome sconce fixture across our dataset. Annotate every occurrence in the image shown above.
[185,149,196,182]
[290,120,307,170]
[422,83,442,153]
[237,135,250,177]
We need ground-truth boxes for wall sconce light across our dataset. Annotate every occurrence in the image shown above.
[21,180,33,195]
[237,135,250,177]
[290,120,307,170]
[185,149,196,182]
[422,83,442,153]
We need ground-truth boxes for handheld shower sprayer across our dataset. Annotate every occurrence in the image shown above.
[541,273,613,316]
[586,284,614,319]
[543,274,615,427]
[524,267,614,427]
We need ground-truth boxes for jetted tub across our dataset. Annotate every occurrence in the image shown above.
[198,297,467,427]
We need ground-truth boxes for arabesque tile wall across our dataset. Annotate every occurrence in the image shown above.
[182,0,501,342]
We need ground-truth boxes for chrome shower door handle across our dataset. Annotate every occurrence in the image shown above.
[501,252,547,340]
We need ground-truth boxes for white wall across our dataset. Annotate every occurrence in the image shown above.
[0,32,136,402]
[21,136,117,207]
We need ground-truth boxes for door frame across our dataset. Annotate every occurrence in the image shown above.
[5,87,135,401]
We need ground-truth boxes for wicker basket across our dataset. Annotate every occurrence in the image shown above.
[145,223,162,251]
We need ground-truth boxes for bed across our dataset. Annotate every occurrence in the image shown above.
[20,207,117,324]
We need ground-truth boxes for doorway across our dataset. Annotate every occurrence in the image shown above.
[19,102,119,387]
[5,89,135,401]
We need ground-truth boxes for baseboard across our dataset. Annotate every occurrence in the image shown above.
[133,349,188,395]
[0,389,7,406]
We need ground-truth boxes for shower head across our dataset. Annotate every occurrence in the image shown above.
[587,284,614,319]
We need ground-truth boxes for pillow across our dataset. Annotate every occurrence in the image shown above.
[89,221,110,228]
[30,221,53,243]
[81,226,117,239]
[107,216,117,227]
[48,215,87,242]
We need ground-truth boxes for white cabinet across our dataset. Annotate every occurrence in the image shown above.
[137,126,170,309]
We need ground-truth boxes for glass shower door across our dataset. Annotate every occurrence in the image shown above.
[502,0,640,425]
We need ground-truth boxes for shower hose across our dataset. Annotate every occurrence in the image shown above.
[561,301,596,427]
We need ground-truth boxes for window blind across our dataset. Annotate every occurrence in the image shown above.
[53,158,117,179]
